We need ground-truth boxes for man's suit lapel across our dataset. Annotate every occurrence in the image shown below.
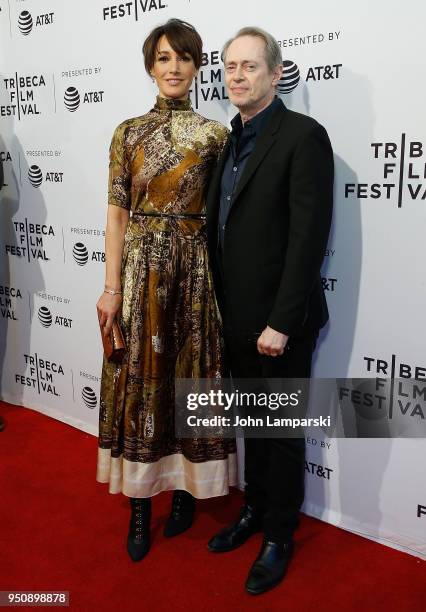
[230,103,286,208]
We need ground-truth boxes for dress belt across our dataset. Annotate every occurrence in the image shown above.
[131,211,206,220]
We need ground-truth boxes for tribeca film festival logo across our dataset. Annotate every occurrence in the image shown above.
[345,137,426,208]
[17,10,54,36]
[0,150,12,187]
[27,164,63,187]
[338,355,426,422]
[0,74,47,119]
[15,353,64,397]
[0,150,12,163]
[102,0,167,21]
[5,220,55,262]
[363,354,426,420]
[0,285,22,322]
[190,51,228,109]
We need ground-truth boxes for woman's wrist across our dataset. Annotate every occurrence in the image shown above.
[104,285,122,296]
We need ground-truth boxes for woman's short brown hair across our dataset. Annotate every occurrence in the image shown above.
[142,18,203,74]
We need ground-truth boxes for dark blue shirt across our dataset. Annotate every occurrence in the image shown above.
[218,97,282,251]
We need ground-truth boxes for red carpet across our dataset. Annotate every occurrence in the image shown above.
[1,401,424,611]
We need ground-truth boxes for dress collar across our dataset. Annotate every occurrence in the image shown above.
[153,95,192,112]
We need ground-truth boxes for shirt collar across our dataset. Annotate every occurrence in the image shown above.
[230,96,281,138]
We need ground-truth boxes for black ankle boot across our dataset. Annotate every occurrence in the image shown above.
[163,490,195,538]
[127,497,151,562]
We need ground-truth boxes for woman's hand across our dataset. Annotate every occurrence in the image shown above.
[96,291,122,337]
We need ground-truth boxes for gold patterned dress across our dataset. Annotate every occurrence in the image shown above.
[96,95,237,499]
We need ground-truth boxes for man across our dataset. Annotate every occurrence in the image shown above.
[206,27,334,595]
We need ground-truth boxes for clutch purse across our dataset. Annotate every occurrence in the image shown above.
[101,319,126,363]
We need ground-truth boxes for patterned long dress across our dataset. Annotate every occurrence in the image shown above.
[96,95,237,499]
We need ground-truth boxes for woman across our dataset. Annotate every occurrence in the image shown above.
[96,18,237,562]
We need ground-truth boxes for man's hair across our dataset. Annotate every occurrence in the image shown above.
[142,18,203,74]
[221,26,282,72]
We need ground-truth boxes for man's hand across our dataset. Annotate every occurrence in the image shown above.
[257,326,289,356]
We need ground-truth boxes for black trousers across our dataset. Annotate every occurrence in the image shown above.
[224,328,317,544]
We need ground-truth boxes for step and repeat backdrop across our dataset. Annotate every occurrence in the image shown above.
[1,0,425,559]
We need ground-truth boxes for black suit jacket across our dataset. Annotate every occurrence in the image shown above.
[206,99,334,339]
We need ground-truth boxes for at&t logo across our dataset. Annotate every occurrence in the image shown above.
[305,461,333,479]
[18,11,54,36]
[72,242,105,265]
[38,306,52,327]
[277,60,300,94]
[276,60,342,95]
[82,387,97,409]
[18,11,33,35]
[64,87,104,111]
[37,306,72,329]
[73,243,88,265]
[322,277,337,292]
[28,165,43,187]
[27,165,63,187]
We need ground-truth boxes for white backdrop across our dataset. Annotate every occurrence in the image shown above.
[1,0,425,560]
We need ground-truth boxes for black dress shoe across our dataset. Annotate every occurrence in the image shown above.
[245,539,294,595]
[207,504,263,553]
[163,490,195,538]
[127,497,151,562]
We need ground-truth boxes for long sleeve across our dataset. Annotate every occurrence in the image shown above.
[108,122,131,210]
[267,122,334,335]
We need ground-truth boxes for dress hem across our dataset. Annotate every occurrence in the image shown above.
[96,446,238,499]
